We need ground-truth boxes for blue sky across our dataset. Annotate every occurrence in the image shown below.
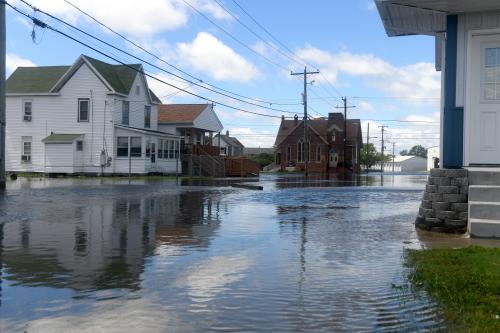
[6,0,441,151]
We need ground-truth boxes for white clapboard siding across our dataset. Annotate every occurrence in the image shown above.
[194,106,223,132]
[44,144,75,173]
[112,73,158,130]
[6,59,170,175]
[456,11,500,107]
[157,124,179,135]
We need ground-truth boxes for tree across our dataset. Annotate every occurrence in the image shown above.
[400,149,409,156]
[360,143,378,169]
[249,153,275,170]
[408,145,427,158]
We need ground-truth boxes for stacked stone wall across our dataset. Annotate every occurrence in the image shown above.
[415,169,468,233]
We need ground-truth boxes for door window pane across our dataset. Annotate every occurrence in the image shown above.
[484,48,500,100]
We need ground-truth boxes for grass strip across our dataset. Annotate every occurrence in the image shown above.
[406,246,500,332]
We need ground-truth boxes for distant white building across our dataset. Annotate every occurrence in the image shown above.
[213,131,245,157]
[427,146,440,171]
[375,155,428,172]
[6,54,181,175]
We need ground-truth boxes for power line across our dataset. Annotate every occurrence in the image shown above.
[230,0,343,100]
[18,0,299,115]
[60,0,298,107]
[5,2,286,119]
[180,0,290,72]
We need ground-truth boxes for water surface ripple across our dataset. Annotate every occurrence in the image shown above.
[0,174,444,332]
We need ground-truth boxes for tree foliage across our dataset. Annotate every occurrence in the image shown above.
[248,153,275,170]
[408,145,427,158]
[360,143,391,169]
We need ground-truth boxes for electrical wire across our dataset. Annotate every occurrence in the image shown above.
[5,1,286,119]
[17,0,299,115]
[61,0,299,107]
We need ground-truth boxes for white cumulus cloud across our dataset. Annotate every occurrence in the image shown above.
[295,46,441,101]
[6,53,35,76]
[176,32,260,82]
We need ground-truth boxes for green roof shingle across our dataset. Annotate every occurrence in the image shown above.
[42,133,83,143]
[6,55,159,102]
[6,66,70,94]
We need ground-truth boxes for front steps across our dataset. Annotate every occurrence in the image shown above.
[468,169,500,238]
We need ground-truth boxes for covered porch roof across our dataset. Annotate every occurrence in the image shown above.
[376,0,500,36]
[42,133,83,144]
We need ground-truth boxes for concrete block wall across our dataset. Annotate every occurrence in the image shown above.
[415,168,468,234]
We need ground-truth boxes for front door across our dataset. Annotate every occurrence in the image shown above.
[469,33,500,165]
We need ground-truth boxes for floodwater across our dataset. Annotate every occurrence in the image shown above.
[0,173,470,332]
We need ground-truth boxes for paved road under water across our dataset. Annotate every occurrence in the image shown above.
[0,173,480,332]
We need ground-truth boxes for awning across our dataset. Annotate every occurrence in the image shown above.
[376,0,500,37]
[42,133,83,144]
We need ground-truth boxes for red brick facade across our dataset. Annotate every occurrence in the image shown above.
[274,113,362,174]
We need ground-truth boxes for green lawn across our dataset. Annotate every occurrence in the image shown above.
[406,246,500,333]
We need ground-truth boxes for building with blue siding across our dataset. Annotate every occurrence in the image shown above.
[377,1,500,237]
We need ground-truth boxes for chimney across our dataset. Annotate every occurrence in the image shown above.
[294,114,298,125]
[226,130,229,136]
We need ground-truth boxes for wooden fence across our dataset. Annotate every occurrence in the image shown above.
[225,157,260,177]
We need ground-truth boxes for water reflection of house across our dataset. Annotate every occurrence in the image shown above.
[0,193,220,292]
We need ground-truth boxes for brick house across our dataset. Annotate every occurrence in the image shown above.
[274,113,362,174]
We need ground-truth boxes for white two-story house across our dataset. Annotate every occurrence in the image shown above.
[6,54,181,175]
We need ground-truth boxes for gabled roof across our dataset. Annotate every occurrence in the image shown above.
[274,115,362,147]
[157,104,209,124]
[6,55,161,103]
[7,66,70,94]
[216,134,244,148]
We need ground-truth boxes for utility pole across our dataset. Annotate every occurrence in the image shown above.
[291,67,319,177]
[392,142,395,173]
[379,125,387,173]
[0,1,5,189]
[365,123,370,172]
[335,97,355,178]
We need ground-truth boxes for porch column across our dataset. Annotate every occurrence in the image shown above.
[442,15,464,168]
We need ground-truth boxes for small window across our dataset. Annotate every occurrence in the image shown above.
[117,136,129,157]
[21,136,32,162]
[23,101,32,122]
[316,146,321,161]
[76,140,83,151]
[135,85,140,96]
[122,101,130,125]
[144,106,151,128]
[130,137,142,157]
[78,99,90,122]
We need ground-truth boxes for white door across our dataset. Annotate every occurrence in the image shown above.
[469,34,500,165]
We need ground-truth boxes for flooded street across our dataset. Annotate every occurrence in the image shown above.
[0,174,455,332]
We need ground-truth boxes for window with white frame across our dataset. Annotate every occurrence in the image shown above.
[117,136,129,157]
[135,85,140,96]
[144,106,151,128]
[23,100,32,121]
[484,47,500,100]
[163,140,169,159]
[122,101,130,125]
[158,140,163,159]
[297,139,309,163]
[130,137,142,157]
[21,136,32,162]
[78,98,90,122]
